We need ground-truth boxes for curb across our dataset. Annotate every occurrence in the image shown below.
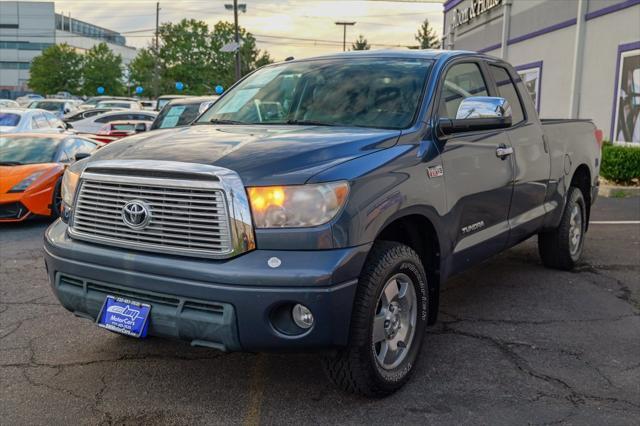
[599,185,640,198]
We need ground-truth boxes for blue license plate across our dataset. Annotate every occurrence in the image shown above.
[97,296,151,338]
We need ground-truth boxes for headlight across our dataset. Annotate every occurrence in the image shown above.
[247,181,349,228]
[61,169,80,207]
[9,171,45,193]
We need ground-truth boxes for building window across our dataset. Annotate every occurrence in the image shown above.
[0,61,31,70]
[612,42,640,144]
[514,61,543,113]
[0,24,19,29]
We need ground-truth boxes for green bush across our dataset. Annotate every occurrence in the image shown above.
[600,144,640,184]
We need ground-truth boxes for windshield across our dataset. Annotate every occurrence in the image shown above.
[0,136,59,164]
[197,58,433,130]
[157,99,173,110]
[98,102,130,108]
[0,113,21,126]
[29,101,63,111]
[152,103,202,130]
[112,123,135,131]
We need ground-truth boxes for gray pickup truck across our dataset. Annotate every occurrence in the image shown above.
[44,50,601,396]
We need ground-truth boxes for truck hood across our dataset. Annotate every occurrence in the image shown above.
[86,124,401,185]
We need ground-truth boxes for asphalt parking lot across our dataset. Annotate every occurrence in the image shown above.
[1,196,639,425]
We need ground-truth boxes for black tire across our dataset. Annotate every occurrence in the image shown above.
[538,186,586,270]
[50,178,63,219]
[324,241,429,397]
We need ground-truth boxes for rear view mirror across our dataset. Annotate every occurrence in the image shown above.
[134,123,147,133]
[439,96,512,135]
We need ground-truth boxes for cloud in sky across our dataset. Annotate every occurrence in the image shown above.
[43,0,444,60]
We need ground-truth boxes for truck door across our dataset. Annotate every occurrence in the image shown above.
[435,61,515,272]
[487,64,551,244]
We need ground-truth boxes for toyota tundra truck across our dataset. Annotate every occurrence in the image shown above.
[44,50,601,397]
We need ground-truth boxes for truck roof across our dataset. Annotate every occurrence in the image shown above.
[290,49,484,63]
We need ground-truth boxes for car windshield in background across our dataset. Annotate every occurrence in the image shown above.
[197,58,433,130]
[152,103,202,129]
[0,136,58,164]
[29,101,63,111]
[0,113,21,126]
[98,102,130,108]
[112,123,135,131]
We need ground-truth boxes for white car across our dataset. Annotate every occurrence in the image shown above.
[95,100,142,110]
[0,108,67,133]
[0,99,20,108]
[16,94,44,106]
[68,110,157,134]
[28,99,78,118]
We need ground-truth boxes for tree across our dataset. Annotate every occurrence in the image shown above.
[28,43,83,95]
[82,43,124,96]
[352,35,371,51]
[128,48,160,97]
[413,19,441,49]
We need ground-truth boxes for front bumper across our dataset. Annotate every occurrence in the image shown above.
[44,219,370,351]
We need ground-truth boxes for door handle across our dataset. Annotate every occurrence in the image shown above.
[496,145,514,159]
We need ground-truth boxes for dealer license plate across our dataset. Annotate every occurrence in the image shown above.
[97,296,151,338]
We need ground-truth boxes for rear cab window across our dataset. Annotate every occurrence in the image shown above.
[489,65,526,124]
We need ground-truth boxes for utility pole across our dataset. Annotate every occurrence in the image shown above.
[153,2,160,97]
[335,21,356,52]
[225,2,246,82]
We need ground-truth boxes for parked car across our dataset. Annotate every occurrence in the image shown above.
[16,93,44,106]
[63,108,123,123]
[67,110,157,133]
[0,109,67,133]
[28,99,77,118]
[95,100,142,111]
[78,96,139,111]
[46,50,601,397]
[0,133,101,222]
[155,95,189,111]
[150,96,219,130]
[0,99,20,108]
[140,100,157,111]
[93,120,150,143]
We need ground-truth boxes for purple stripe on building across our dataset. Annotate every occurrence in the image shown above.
[443,0,466,13]
[507,18,576,46]
[609,41,640,141]
[586,0,640,21]
[514,61,543,112]
[478,43,501,53]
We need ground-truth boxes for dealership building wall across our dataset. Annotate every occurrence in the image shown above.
[442,0,640,144]
[0,1,136,97]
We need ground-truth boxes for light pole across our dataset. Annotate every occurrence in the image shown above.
[225,1,247,81]
[335,21,356,52]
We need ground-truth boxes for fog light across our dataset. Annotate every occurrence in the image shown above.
[292,304,314,329]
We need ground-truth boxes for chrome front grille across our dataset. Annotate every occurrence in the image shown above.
[70,175,233,258]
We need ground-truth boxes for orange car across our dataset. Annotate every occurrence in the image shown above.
[0,133,102,222]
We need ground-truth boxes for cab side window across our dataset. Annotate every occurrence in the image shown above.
[489,65,525,124]
[439,63,489,118]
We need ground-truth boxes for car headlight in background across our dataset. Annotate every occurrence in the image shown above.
[61,169,80,208]
[247,181,349,228]
[8,171,45,193]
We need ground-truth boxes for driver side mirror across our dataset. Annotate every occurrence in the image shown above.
[74,152,91,162]
[439,96,512,135]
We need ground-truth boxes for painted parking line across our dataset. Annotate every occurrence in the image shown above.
[590,221,640,224]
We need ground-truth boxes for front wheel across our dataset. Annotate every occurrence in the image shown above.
[538,186,586,270]
[50,178,63,219]
[324,241,429,397]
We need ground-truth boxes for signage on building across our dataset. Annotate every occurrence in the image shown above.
[452,0,502,29]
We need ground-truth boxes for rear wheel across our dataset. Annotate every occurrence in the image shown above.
[538,187,586,270]
[324,241,429,397]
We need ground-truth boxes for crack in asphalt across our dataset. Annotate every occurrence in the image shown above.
[428,324,640,413]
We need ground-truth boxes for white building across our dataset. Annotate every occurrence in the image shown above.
[442,0,640,144]
[0,1,137,97]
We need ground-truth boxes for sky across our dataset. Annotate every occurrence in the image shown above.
[44,0,445,60]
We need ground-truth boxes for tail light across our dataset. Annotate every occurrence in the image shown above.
[594,129,604,149]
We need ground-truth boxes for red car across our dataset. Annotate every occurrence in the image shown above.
[93,121,149,143]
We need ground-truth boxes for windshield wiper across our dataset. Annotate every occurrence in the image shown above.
[285,119,338,126]
[0,161,23,166]
[207,118,246,125]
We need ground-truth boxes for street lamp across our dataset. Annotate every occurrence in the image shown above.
[335,21,356,52]
[225,1,247,81]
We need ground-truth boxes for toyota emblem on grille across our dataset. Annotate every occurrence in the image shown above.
[121,200,151,230]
